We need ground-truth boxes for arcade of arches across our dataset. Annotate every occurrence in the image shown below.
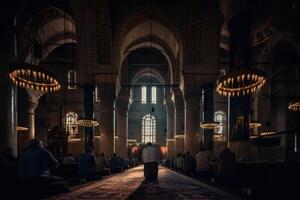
[1,0,300,199]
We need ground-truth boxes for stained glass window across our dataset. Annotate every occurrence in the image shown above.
[65,112,78,137]
[142,114,156,143]
[67,70,77,89]
[214,111,227,135]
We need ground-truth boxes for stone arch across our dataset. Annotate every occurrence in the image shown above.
[122,37,175,84]
[20,7,77,63]
[114,7,183,83]
[259,32,300,65]
[132,68,166,86]
[120,46,171,89]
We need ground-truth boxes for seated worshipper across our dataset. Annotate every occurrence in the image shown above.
[96,153,111,175]
[0,148,16,163]
[122,158,130,170]
[176,153,183,171]
[195,148,211,179]
[78,148,102,181]
[217,147,236,176]
[183,151,196,176]
[62,154,75,164]
[110,153,122,173]
[217,147,236,185]
[18,139,58,179]
[180,153,185,172]
[142,142,159,181]
[18,139,67,198]
[170,157,175,169]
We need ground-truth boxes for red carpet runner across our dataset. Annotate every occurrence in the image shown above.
[47,166,242,200]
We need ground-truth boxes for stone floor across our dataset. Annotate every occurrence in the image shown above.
[47,166,242,200]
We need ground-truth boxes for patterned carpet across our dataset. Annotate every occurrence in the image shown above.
[47,166,242,200]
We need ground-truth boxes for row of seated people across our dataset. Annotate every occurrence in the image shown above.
[163,147,237,188]
[0,139,139,199]
[164,147,300,198]
[60,150,139,182]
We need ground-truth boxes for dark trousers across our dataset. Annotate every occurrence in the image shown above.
[144,162,158,181]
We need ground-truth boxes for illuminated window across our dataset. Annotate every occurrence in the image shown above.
[151,86,157,104]
[141,86,147,104]
[67,70,77,89]
[94,85,100,103]
[214,111,227,134]
[142,114,156,143]
[65,112,78,137]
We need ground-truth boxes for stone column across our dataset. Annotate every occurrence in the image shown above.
[227,13,251,160]
[184,81,201,155]
[202,84,214,152]
[26,89,44,140]
[99,82,116,157]
[173,87,185,155]
[0,76,17,156]
[116,88,130,158]
[83,85,95,152]
[165,89,175,158]
[0,14,17,156]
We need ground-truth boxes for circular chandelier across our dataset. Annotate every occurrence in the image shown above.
[260,130,276,136]
[200,121,220,129]
[17,126,28,131]
[77,118,99,127]
[216,69,266,97]
[288,101,300,111]
[68,138,82,143]
[175,134,185,139]
[166,138,175,142]
[9,63,61,93]
[250,121,261,129]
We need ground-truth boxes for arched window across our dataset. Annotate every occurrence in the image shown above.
[214,111,227,135]
[67,70,77,89]
[94,85,100,103]
[151,86,157,104]
[65,112,78,137]
[141,86,147,103]
[142,114,156,143]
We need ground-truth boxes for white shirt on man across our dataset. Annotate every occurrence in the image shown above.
[142,146,159,163]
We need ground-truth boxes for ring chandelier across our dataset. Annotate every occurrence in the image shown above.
[216,69,266,97]
[9,63,61,93]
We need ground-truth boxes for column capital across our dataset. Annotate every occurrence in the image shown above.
[26,88,44,104]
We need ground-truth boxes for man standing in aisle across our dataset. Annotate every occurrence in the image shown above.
[142,142,159,181]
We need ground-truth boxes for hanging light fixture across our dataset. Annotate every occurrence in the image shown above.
[17,126,28,131]
[175,134,185,139]
[127,138,137,143]
[68,137,82,143]
[9,64,61,92]
[166,138,175,142]
[9,14,61,93]
[200,121,220,129]
[216,69,266,97]
[260,130,276,136]
[249,120,262,129]
[288,100,300,111]
[77,118,99,127]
